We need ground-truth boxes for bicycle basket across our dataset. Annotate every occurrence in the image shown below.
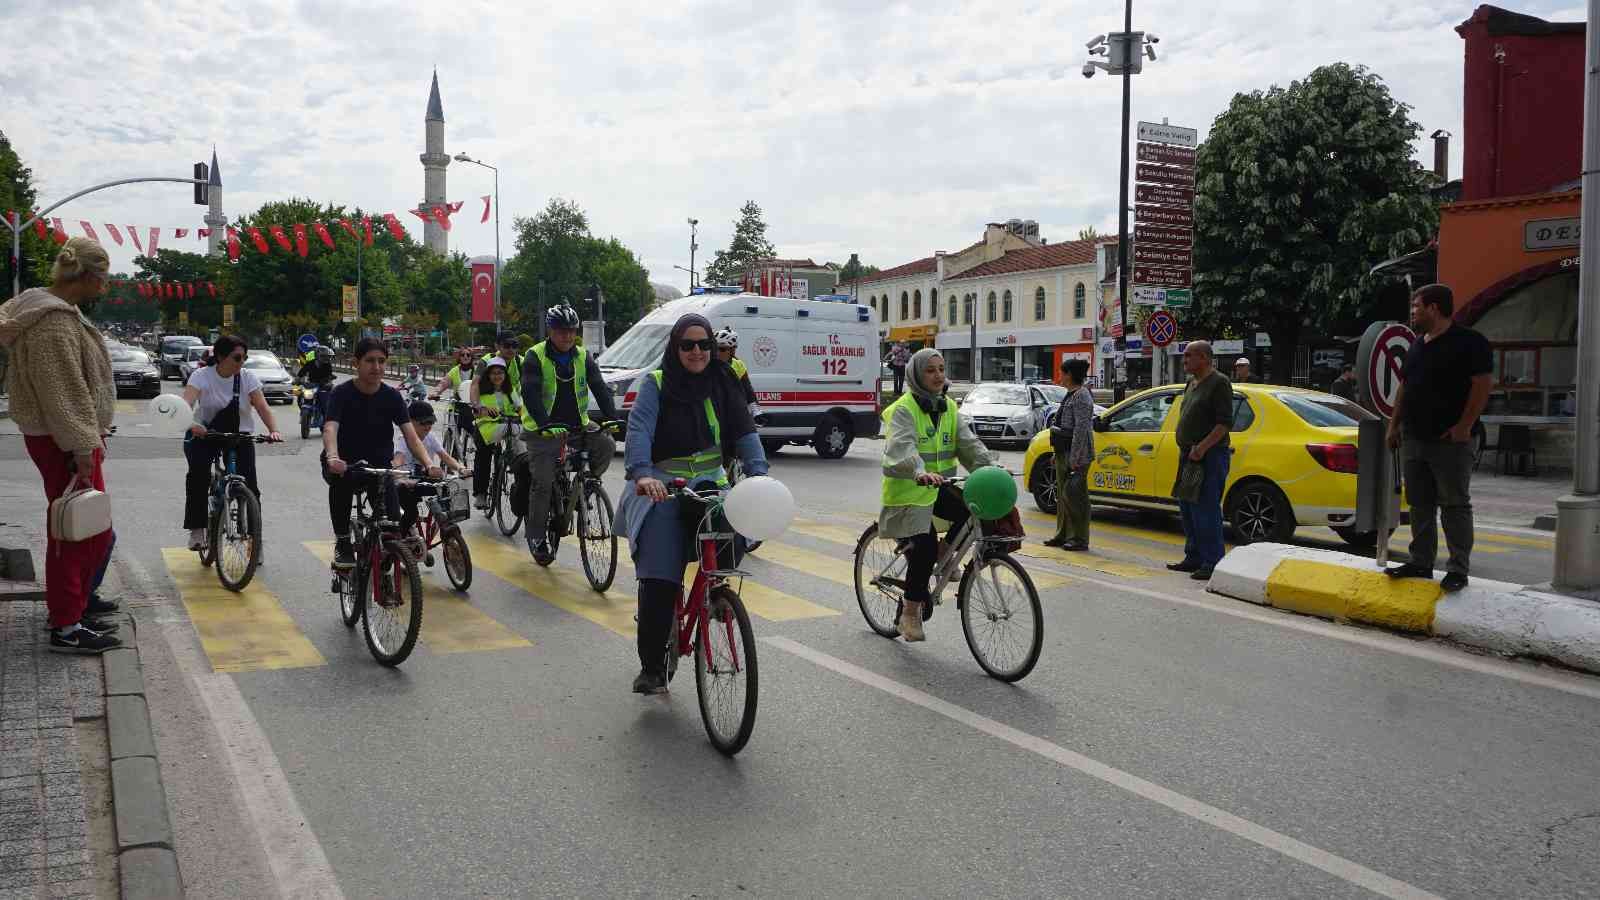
[979,507,1025,554]
[437,478,472,523]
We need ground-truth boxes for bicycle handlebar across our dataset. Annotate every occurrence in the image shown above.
[200,432,277,445]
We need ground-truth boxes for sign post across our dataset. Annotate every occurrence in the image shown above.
[1355,321,1414,418]
[1354,321,1415,567]
[1132,122,1196,332]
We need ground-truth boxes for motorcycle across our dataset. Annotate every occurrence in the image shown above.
[297,380,332,440]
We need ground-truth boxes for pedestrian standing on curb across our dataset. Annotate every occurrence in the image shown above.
[1044,358,1095,551]
[1233,357,1253,383]
[1168,341,1234,580]
[1330,365,1358,401]
[0,237,122,653]
[1385,284,1492,593]
[889,341,910,395]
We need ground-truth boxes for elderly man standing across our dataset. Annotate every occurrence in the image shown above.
[1233,356,1253,383]
[1169,341,1234,580]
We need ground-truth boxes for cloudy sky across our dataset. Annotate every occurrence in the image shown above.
[0,0,1586,292]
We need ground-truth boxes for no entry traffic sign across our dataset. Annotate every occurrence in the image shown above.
[1146,310,1178,348]
[1355,321,1414,418]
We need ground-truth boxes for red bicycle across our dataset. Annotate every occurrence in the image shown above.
[402,473,473,591]
[659,480,758,756]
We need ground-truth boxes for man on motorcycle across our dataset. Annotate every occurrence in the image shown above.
[518,304,618,564]
[296,343,336,420]
[399,364,428,401]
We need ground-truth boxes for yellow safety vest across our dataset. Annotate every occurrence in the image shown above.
[729,357,748,380]
[520,342,590,430]
[649,370,725,485]
[880,393,958,508]
[476,391,521,444]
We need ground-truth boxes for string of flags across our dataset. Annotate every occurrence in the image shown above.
[4,195,493,262]
[99,280,224,304]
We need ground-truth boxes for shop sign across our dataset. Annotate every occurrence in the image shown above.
[995,334,1017,345]
[1253,332,1272,348]
[1080,327,1095,341]
[1212,339,1245,354]
[1524,217,1580,251]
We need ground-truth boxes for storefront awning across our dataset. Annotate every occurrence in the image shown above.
[887,324,939,342]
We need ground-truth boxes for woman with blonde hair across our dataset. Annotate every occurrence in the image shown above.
[0,237,122,653]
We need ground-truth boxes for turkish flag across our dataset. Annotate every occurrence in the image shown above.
[362,217,373,246]
[187,283,195,300]
[313,222,335,249]
[197,228,210,239]
[293,223,309,257]
[336,219,360,241]
[432,204,452,232]
[470,261,496,323]
[267,225,292,253]
[32,216,47,240]
[50,219,67,244]
[146,227,160,256]
[227,228,241,262]
[480,195,491,223]
[410,207,433,225]
[207,282,217,297]
[247,228,269,254]
[128,228,142,252]
[174,228,188,239]
[381,213,406,241]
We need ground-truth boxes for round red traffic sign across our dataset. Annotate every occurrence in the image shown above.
[1363,323,1414,418]
[1146,310,1178,348]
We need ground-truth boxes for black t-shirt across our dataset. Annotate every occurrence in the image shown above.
[1399,324,1493,437]
[325,381,410,465]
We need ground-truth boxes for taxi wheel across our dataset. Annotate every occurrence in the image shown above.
[1029,456,1058,515]
[1225,480,1295,544]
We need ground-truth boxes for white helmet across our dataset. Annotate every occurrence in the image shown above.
[715,327,739,349]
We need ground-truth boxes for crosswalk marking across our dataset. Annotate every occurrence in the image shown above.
[161,548,326,673]
[1011,543,1156,579]
[303,541,531,654]
[613,554,840,622]
[464,533,640,637]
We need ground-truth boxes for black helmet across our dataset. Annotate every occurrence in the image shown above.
[545,304,580,330]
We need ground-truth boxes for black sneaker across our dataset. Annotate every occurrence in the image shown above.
[1062,541,1089,552]
[1385,563,1433,580]
[1190,568,1214,581]
[50,627,122,655]
[1440,572,1469,593]
[533,540,555,565]
[1167,560,1201,573]
[631,669,667,694]
[86,595,119,616]
[333,538,356,570]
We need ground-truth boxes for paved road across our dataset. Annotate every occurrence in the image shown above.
[4,384,1598,899]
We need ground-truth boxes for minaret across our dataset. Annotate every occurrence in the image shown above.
[203,147,226,257]
[419,70,450,256]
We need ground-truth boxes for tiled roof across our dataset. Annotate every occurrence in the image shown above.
[943,237,1109,282]
[853,256,937,285]
[758,257,825,269]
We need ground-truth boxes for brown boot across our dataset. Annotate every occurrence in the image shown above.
[899,600,926,642]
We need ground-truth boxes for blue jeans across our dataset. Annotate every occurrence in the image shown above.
[1178,446,1230,569]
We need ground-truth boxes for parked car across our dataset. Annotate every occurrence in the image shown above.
[177,345,210,384]
[959,382,1061,447]
[157,335,204,378]
[1022,383,1383,548]
[109,347,162,398]
[245,352,295,404]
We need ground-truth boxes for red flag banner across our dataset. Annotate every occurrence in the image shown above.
[79,222,99,242]
[336,219,359,242]
[146,227,160,256]
[267,225,292,253]
[313,222,335,249]
[431,205,452,232]
[128,228,142,252]
[381,213,406,241]
[206,282,217,298]
[50,219,67,244]
[409,207,433,225]
[227,228,241,262]
[186,283,195,300]
[470,261,496,323]
[292,223,308,257]
[175,228,188,239]
[362,217,373,246]
[104,224,123,246]
[480,195,491,224]
[247,228,270,254]
[33,217,48,240]
[197,228,210,239]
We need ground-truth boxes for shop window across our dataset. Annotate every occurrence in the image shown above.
[1495,348,1538,386]
[949,297,958,326]
[900,292,909,321]
[981,347,1015,382]
[1073,283,1086,319]
[1475,272,1578,343]
[1002,290,1013,322]
[987,291,997,323]
[945,348,973,381]
[1021,345,1053,383]
[964,294,974,325]
[913,289,922,320]
[929,289,938,320]
[868,296,877,318]
[1034,286,1046,321]
[1541,345,1577,386]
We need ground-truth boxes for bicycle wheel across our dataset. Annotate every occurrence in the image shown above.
[577,480,617,592]
[852,523,905,638]
[213,482,262,592]
[441,527,472,591]
[361,540,424,666]
[337,563,361,627]
[197,510,216,568]
[694,590,758,756]
[957,553,1043,682]
[457,430,475,472]
[494,457,522,537]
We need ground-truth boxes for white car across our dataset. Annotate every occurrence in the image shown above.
[960,383,1063,446]
[245,352,295,404]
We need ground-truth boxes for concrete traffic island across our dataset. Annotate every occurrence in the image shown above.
[1208,543,1600,674]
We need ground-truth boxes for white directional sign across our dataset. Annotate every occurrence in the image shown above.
[1136,121,1198,148]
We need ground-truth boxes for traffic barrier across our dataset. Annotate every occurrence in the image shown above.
[1209,543,1600,674]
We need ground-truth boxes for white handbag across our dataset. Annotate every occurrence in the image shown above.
[49,488,112,543]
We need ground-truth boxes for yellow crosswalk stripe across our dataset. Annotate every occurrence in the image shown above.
[759,529,1070,591]
[464,533,639,637]
[161,548,325,673]
[613,553,839,622]
[1010,543,1156,579]
[304,542,530,654]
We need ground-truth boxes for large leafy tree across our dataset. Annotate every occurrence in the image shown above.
[134,249,225,331]
[836,253,879,285]
[702,201,775,286]
[1189,63,1438,381]
[0,130,53,293]
[501,197,652,342]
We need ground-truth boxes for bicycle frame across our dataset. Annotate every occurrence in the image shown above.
[671,486,745,674]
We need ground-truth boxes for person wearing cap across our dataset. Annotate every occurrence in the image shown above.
[471,357,523,508]
[470,333,524,408]
[392,400,466,539]
[1233,357,1253,383]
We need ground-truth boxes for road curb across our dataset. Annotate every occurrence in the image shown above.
[102,615,184,898]
[1209,542,1600,674]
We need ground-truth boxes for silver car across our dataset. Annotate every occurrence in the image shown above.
[960,383,1061,446]
[245,353,295,404]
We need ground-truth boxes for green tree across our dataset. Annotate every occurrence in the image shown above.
[0,131,53,294]
[702,201,775,287]
[132,249,224,331]
[502,198,652,341]
[836,253,880,285]
[1189,63,1438,382]
[1077,226,1100,241]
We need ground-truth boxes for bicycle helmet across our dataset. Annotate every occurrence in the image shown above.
[545,304,580,330]
[407,364,421,376]
[715,327,739,350]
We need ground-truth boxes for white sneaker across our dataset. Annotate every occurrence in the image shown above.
[188,528,206,551]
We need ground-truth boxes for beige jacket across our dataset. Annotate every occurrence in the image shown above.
[0,288,115,452]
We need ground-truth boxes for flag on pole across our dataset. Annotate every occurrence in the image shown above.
[267,225,292,253]
[312,222,335,249]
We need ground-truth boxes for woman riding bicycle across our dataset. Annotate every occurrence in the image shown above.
[879,348,993,642]
[472,358,522,508]
[616,313,768,694]
[181,334,284,553]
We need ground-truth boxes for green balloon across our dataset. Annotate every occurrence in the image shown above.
[963,465,1018,520]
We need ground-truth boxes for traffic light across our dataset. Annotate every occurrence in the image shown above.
[193,163,209,205]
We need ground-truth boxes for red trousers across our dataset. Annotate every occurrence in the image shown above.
[24,434,112,629]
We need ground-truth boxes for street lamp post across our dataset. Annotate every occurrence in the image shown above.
[687,218,699,291]
[454,153,500,329]
[673,264,699,288]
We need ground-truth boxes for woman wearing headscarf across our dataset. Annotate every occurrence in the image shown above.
[616,313,769,694]
[878,348,994,641]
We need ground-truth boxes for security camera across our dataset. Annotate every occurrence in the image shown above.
[1086,34,1106,50]
[1146,33,1159,43]
[1082,62,1097,78]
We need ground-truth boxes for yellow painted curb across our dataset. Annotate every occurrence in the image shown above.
[1264,559,1441,633]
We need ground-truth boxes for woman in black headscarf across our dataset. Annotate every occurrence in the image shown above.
[615,313,769,694]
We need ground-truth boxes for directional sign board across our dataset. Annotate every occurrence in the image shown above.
[1136,143,1197,167]
[1132,285,1168,306]
[1135,224,1191,247]
[1355,321,1415,418]
[1133,265,1191,288]
[1134,244,1192,269]
[1135,183,1194,208]
[1136,204,1193,228]
[1146,309,1178,347]
[1136,163,1194,187]
[1137,121,1198,147]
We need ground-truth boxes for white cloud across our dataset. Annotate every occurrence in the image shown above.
[0,0,1584,291]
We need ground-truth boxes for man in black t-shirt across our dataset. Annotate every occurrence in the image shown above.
[1385,284,1493,592]
[321,338,441,567]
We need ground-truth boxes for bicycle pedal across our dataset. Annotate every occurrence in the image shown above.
[424,553,435,567]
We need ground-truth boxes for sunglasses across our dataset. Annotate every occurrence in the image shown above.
[677,338,715,352]
[228,353,245,362]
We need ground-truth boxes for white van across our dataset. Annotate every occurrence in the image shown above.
[595,289,880,458]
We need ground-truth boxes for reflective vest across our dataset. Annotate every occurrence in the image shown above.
[476,391,521,444]
[447,365,465,389]
[480,352,522,393]
[648,370,725,485]
[520,342,590,430]
[880,393,958,508]
[729,357,748,380]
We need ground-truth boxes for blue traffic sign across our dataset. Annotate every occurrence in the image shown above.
[1146,310,1178,347]
[297,333,319,353]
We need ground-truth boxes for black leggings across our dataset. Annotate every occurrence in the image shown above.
[636,578,679,676]
[321,454,399,538]
[903,485,971,604]
[183,437,258,530]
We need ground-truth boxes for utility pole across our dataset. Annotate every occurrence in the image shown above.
[688,218,699,290]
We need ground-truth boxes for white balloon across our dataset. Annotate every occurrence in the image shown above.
[146,393,193,436]
[724,475,795,541]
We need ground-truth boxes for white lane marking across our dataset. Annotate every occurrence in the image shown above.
[765,636,1443,900]
[122,556,345,900]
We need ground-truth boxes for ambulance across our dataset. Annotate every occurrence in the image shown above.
[596,288,880,458]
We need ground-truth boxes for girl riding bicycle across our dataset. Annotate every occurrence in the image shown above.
[471,359,522,509]
[879,348,994,641]
[181,334,284,553]
[616,313,768,694]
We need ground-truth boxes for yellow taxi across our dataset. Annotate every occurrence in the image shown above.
[1022,383,1380,547]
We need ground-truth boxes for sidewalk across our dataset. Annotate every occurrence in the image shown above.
[1470,467,1573,530]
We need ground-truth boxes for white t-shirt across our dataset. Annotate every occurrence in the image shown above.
[394,430,444,469]
[187,365,263,432]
